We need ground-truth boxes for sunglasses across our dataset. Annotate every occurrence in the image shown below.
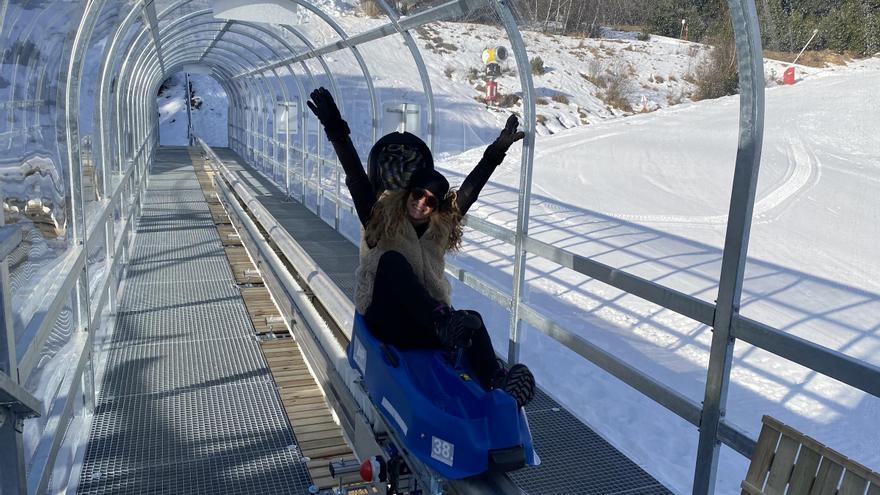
[411,188,439,209]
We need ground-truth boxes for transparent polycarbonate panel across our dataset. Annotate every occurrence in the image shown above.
[274,73,302,187]
[156,0,213,30]
[106,18,147,173]
[255,94,270,173]
[21,292,82,468]
[78,3,128,204]
[303,156,320,213]
[353,35,430,140]
[190,74,229,147]
[289,4,345,48]
[87,225,107,302]
[157,72,191,146]
[1,0,89,343]
[222,29,274,71]
[165,29,216,55]
[275,24,312,58]
[47,382,89,495]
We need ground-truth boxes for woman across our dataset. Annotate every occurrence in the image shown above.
[307,87,534,407]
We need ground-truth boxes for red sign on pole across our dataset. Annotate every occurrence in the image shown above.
[485,80,498,102]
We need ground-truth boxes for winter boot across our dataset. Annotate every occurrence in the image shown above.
[494,363,535,408]
[433,309,480,351]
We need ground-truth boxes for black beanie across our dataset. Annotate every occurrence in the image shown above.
[407,167,449,200]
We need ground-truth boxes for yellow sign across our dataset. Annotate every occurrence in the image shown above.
[482,48,495,64]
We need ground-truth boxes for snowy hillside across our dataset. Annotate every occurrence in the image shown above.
[158,73,228,147]
[156,11,880,493]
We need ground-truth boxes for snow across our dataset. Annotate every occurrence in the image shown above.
[158,73,228,147]
[155,13,880,494]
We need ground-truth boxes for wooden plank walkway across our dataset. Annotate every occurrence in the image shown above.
[193,152,360,492]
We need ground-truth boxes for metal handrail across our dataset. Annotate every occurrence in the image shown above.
[16,146,141,380]
[6,119,151,495]
[0,371,41,418]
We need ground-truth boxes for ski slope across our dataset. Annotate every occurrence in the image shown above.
[160,15,880,492]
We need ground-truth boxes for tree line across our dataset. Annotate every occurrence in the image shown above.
[395,0,880,56]
[526,0,879,56]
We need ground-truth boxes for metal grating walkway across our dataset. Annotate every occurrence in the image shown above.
[212,148,673,495]
[77,147,313,495]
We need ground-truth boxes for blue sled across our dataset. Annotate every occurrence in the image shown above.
[347,313,538,480]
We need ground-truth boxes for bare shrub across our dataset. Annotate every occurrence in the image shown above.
[530,56,545,75]
[693,35,738,101]
[361,0,383,17]
[466,67,479,83]
[536,114,547,125]
[497,92,521,107]
[577,108,590,125]
[587,57,607,79]
[475,92,521,108]
[667,89,688,106]
[536,97,549,105]
[581,57,608,87]
[444,66,455,79]
[551,93,570,104]
[599,63,634,112]
[637,31,651,41]
[653,74,665,83]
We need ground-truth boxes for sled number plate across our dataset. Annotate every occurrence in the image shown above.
[431,437,454,467]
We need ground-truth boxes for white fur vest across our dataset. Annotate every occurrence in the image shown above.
[355,219,452,314]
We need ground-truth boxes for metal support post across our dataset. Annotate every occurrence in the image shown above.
[1,229,40,495]
[693,0,765,493]
[0,403,27,495]
[185,72,194,146]
[492,0,537,364]
[285,103,291,197]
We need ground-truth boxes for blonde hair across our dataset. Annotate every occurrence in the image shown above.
[365,189,464,252]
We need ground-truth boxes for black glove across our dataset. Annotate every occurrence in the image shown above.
[485,114,526,161]
[307,87,350,142]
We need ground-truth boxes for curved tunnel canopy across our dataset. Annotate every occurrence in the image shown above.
[4,0,880,494]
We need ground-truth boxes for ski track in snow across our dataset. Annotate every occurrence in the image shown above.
[532,126,820,228]
[752,129,820,224]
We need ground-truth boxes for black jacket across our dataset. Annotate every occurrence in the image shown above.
[328,135,508,232]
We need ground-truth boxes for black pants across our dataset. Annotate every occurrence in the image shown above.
[364,251,502,389]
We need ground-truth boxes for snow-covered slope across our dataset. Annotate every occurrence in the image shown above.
[158,73,228,147]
